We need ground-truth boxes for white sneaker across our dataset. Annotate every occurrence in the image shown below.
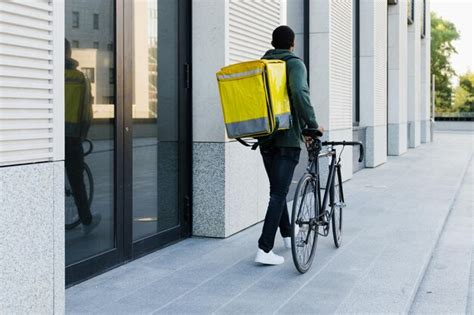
[283,237,292,249]
[254,249,284,265]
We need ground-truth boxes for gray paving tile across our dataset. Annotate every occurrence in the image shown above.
[410,160,473,314]
[66,132,474,314]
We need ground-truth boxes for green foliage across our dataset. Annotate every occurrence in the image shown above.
[453,72,474,112]
[431,12,460,112]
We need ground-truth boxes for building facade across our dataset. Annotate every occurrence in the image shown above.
[0,0,431,312]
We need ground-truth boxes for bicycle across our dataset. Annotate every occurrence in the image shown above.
[65,138,94,230]
[291,128,364,273]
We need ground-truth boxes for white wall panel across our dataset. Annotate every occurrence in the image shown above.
[330,0,352,130]
[228,0,281,64]
[374,0,387,126]
[0,0,63,166]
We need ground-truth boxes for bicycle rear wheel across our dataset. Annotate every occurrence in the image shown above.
[291,173,319,273]
[331,169,343,248]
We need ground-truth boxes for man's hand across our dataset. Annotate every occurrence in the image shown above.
[305,126,325,145]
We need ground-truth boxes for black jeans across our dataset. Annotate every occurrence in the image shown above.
[65,137,92,225]
[258,146,301,253]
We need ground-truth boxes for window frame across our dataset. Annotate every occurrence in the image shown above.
[421,0,426,38]
[93,13,99,30]
[407,0,415,25]
[72,11,79,28]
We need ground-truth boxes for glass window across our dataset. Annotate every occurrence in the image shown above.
[65,0,115,266]
[72,11,79,28]
[421,0,426,38]
[82,67,95,83]
[107,43,113,51]
[109,68,114,84]
[407,0,414,24]
[353,0,360,125]
[131,0,180,240]
[93,13,99,30]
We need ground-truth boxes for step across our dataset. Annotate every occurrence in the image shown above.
[409,158,473,314]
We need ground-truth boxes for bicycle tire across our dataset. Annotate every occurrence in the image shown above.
[291,173,319,274]
[65,162,94,230]
[331,171,343,248]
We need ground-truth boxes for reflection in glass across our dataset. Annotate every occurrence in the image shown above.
[132,0,180,240]
[65,0,115,266]
[407,0,414,24]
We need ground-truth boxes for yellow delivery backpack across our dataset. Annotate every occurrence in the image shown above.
[216,57,295,143]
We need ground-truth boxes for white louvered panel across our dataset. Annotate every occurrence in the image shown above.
[0,0,62,167]
[0,33,52,51]
[0,44,50,60]
[0,66,53,80]
[374,0,387,126]
[0,129,52,142]
[228,0,282,64]
[0,11,52,31]
[0,2,52,21]
[330,0,352,130]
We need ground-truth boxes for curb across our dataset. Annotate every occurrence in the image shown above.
[405,153,474,313]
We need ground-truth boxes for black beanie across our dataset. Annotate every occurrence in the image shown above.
[271,25,295,49]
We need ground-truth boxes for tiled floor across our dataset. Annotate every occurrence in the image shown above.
[67,131,474,314]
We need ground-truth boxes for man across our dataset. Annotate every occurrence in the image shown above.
[255,26,323,265]
[65,39,101,234]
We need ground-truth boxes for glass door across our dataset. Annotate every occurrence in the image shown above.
[65,0,123,285]
[124,0,192,258]
[66,0,191,286]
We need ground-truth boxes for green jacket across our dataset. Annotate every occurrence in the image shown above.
[259,49,318,148]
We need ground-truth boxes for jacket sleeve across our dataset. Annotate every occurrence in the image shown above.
[287,59,319,129]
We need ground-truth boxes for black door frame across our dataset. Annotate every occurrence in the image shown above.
[66,0,192,286]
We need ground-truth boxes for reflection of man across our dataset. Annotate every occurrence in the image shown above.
[65,39,101,234]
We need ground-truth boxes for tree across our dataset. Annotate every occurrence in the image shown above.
[431,12,460,112]
[453,72,474,112]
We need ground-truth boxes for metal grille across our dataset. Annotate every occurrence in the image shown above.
[228,0,282,64]
[0,0,63,166]
[330,0,353,130]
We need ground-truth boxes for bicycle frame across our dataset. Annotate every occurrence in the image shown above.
[303,140,344,236]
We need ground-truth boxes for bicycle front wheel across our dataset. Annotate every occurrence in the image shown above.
[291,173,319,274]
[331,168,344,248]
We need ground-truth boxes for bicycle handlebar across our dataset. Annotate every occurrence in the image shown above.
[302,128,364,163]
[322,141,365,163]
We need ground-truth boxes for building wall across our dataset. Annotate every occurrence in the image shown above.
[192,0,430,237]
[0,0,65,313]
[388,0,408,156]
[420,0,432,143]
[359,0,388,167]
[309,0,354,180]
[192,0,283,237]
[408,0,422,147]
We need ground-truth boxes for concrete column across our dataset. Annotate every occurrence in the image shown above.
[407,0,422,147]
[286,0,305,59]
[307,0,354,180]
[359,0,388,167]
[421,0,432,143]
[192,0,270,238]
[387,0,408,156]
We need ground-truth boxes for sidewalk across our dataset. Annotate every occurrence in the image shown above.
[67,131,474,314]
